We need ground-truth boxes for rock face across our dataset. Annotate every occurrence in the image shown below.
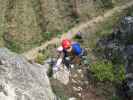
[96,16,133,63]
[0,48,56,100]
[96,16,133,99]
[53,65,70,85]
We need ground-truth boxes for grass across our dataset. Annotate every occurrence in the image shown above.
[5,40,22,53]
[111,95,121,100]
[4,38,43,53]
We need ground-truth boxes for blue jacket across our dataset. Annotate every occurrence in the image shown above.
[72,43,82,56]
[63,42,83,57]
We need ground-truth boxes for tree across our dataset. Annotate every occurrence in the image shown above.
[71,0,80,17]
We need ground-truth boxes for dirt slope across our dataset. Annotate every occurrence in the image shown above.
[22,0,133,60]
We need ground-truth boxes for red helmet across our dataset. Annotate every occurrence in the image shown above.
[62,39,71,49]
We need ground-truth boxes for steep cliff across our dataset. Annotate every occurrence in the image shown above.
[0,48,56,100]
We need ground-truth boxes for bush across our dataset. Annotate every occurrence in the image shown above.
[111,95,120,100]
[56,32,62,38]
[90,59,125,82]
[114,64,125,82]
[126,6,133,16]
[95,0,113,10]
[35,53,45,64]
[90,60,114,81]
[100,0,114,8]
[35,47,55,64]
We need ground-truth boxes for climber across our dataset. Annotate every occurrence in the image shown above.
[53,38,86,71]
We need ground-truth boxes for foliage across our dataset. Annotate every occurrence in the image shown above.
[41,31,52,40]
[90,59,125,82]
[102,0,113,8]
[41,31,63,40]
[90,60,114,81]
[100,0,114,8]
[126,6,133,16]
[56,32,62,38]
[114,64,125,82]
[35,45,56,64]
[35,53,45,64]
[111,95,120,100]
[5,40,22,53]
[90,9,131,83]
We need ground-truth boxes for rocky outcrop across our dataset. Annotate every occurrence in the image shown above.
[96,16,133,99]
[53,65,70,85]
[96,16,133,63]
[0,48,56,100]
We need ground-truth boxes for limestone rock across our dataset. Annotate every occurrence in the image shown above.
[53,65,70,85]
[0,48,56,100]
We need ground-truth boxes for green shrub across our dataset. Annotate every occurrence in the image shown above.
[90,60,125,82]
[101,0,114,8]
[111,95,120,100]
[35,48,55,64]
[95,0,113,10]
[114,64,125,82]
[41,31,63,40]
[126,6,133,16]
[35,53,45,64]
[56,32,62,38]
[90,60,114,81]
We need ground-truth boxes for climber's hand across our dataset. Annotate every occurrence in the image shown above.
[53,65,59,72]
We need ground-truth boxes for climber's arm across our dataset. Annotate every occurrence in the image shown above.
[55,52,64,67]
[53,46,64,71]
